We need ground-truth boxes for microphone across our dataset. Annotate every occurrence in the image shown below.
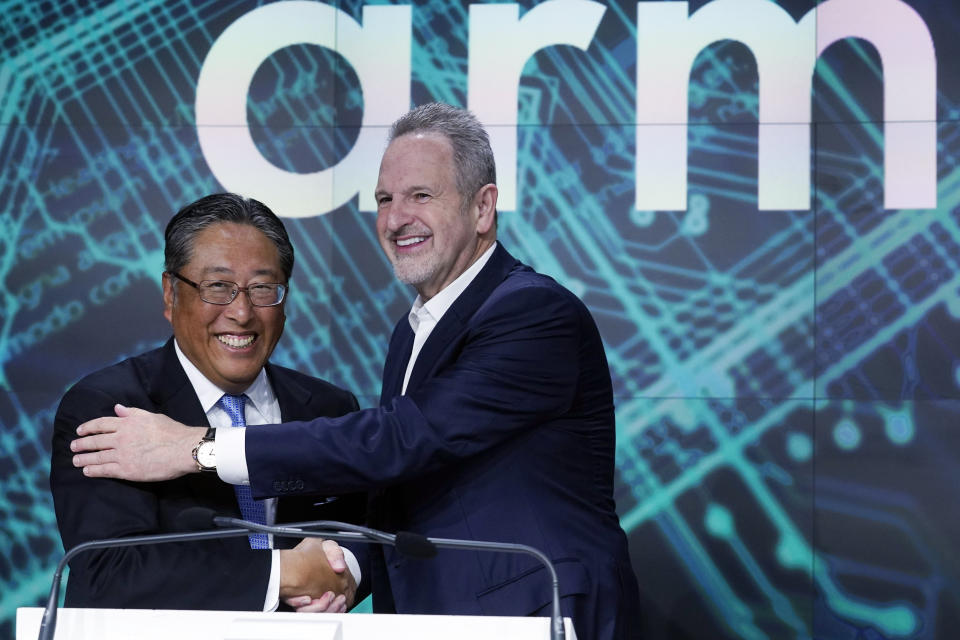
[177,506,396,546]
[188,508,567,640]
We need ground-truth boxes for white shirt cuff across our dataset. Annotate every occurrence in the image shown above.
[343,548,362,588]
[265,549,281,611]
[216,425,250,485]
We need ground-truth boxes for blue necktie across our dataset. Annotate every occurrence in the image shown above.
[218,394,269,549]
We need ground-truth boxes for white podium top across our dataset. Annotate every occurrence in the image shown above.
[17,607,576,640]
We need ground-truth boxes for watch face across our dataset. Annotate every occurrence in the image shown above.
[196,439,216,469]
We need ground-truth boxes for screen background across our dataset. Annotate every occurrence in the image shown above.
[2,1,958,638]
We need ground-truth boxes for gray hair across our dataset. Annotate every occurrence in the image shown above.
[164,193,294,281]
[388,103,496,204]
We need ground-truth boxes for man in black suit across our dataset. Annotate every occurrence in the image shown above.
[50,193,363,612]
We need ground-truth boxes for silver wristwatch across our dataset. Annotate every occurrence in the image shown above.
[191,427,217,472]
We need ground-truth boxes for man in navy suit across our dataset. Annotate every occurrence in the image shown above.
[52,193,363,612]
[72,105,641,639]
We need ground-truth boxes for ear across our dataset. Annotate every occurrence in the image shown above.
[162,273,175,325]
[474,183,498,235]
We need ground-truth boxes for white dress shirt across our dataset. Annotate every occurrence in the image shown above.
[175,341,360,610]
[401,242,497,393]
[174,340,284,611]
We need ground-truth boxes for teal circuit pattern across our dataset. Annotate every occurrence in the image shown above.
[1,1,958,639]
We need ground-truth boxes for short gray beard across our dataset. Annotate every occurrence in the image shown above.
[391,251,440,288]
[389,199,470,288]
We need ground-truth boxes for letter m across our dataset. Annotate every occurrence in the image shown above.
[635,0,936,212]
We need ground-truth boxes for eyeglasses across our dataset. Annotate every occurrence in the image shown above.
[168,272,287,307]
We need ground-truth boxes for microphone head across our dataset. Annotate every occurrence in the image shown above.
[394,531,437,558]
[174,507,218,532]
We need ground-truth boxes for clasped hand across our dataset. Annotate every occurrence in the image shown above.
[281,537,357,613]
[71,404,200,480]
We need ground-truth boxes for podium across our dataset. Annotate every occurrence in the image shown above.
[16,607,576,640]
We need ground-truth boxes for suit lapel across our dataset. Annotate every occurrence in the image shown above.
[404,244,519,393]
[150,338,238,510]
[267,364,312,422]
[150,339,210,428]
[380,320,414,404]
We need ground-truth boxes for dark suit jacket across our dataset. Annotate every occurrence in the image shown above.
[50,338,364,610]
[246,245,641,640]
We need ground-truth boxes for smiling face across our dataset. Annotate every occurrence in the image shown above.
[163,222,286,394]
[375,132,497,300]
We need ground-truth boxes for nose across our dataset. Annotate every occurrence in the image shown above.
[223,288,254,322]
[379,198,412,233]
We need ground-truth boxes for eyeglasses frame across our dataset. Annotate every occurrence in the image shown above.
[167,271,287,307]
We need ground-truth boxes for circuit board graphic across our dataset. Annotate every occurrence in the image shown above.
[1,1,958,639]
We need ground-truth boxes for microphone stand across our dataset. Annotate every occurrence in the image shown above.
[38,528,249,640]
[40,516,566,640]
[38,522,369,640]
[412,535,565,640]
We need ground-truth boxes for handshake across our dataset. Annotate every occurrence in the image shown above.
[175,508,365,614]
[172,508,361,613]
[279,537,357,613]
